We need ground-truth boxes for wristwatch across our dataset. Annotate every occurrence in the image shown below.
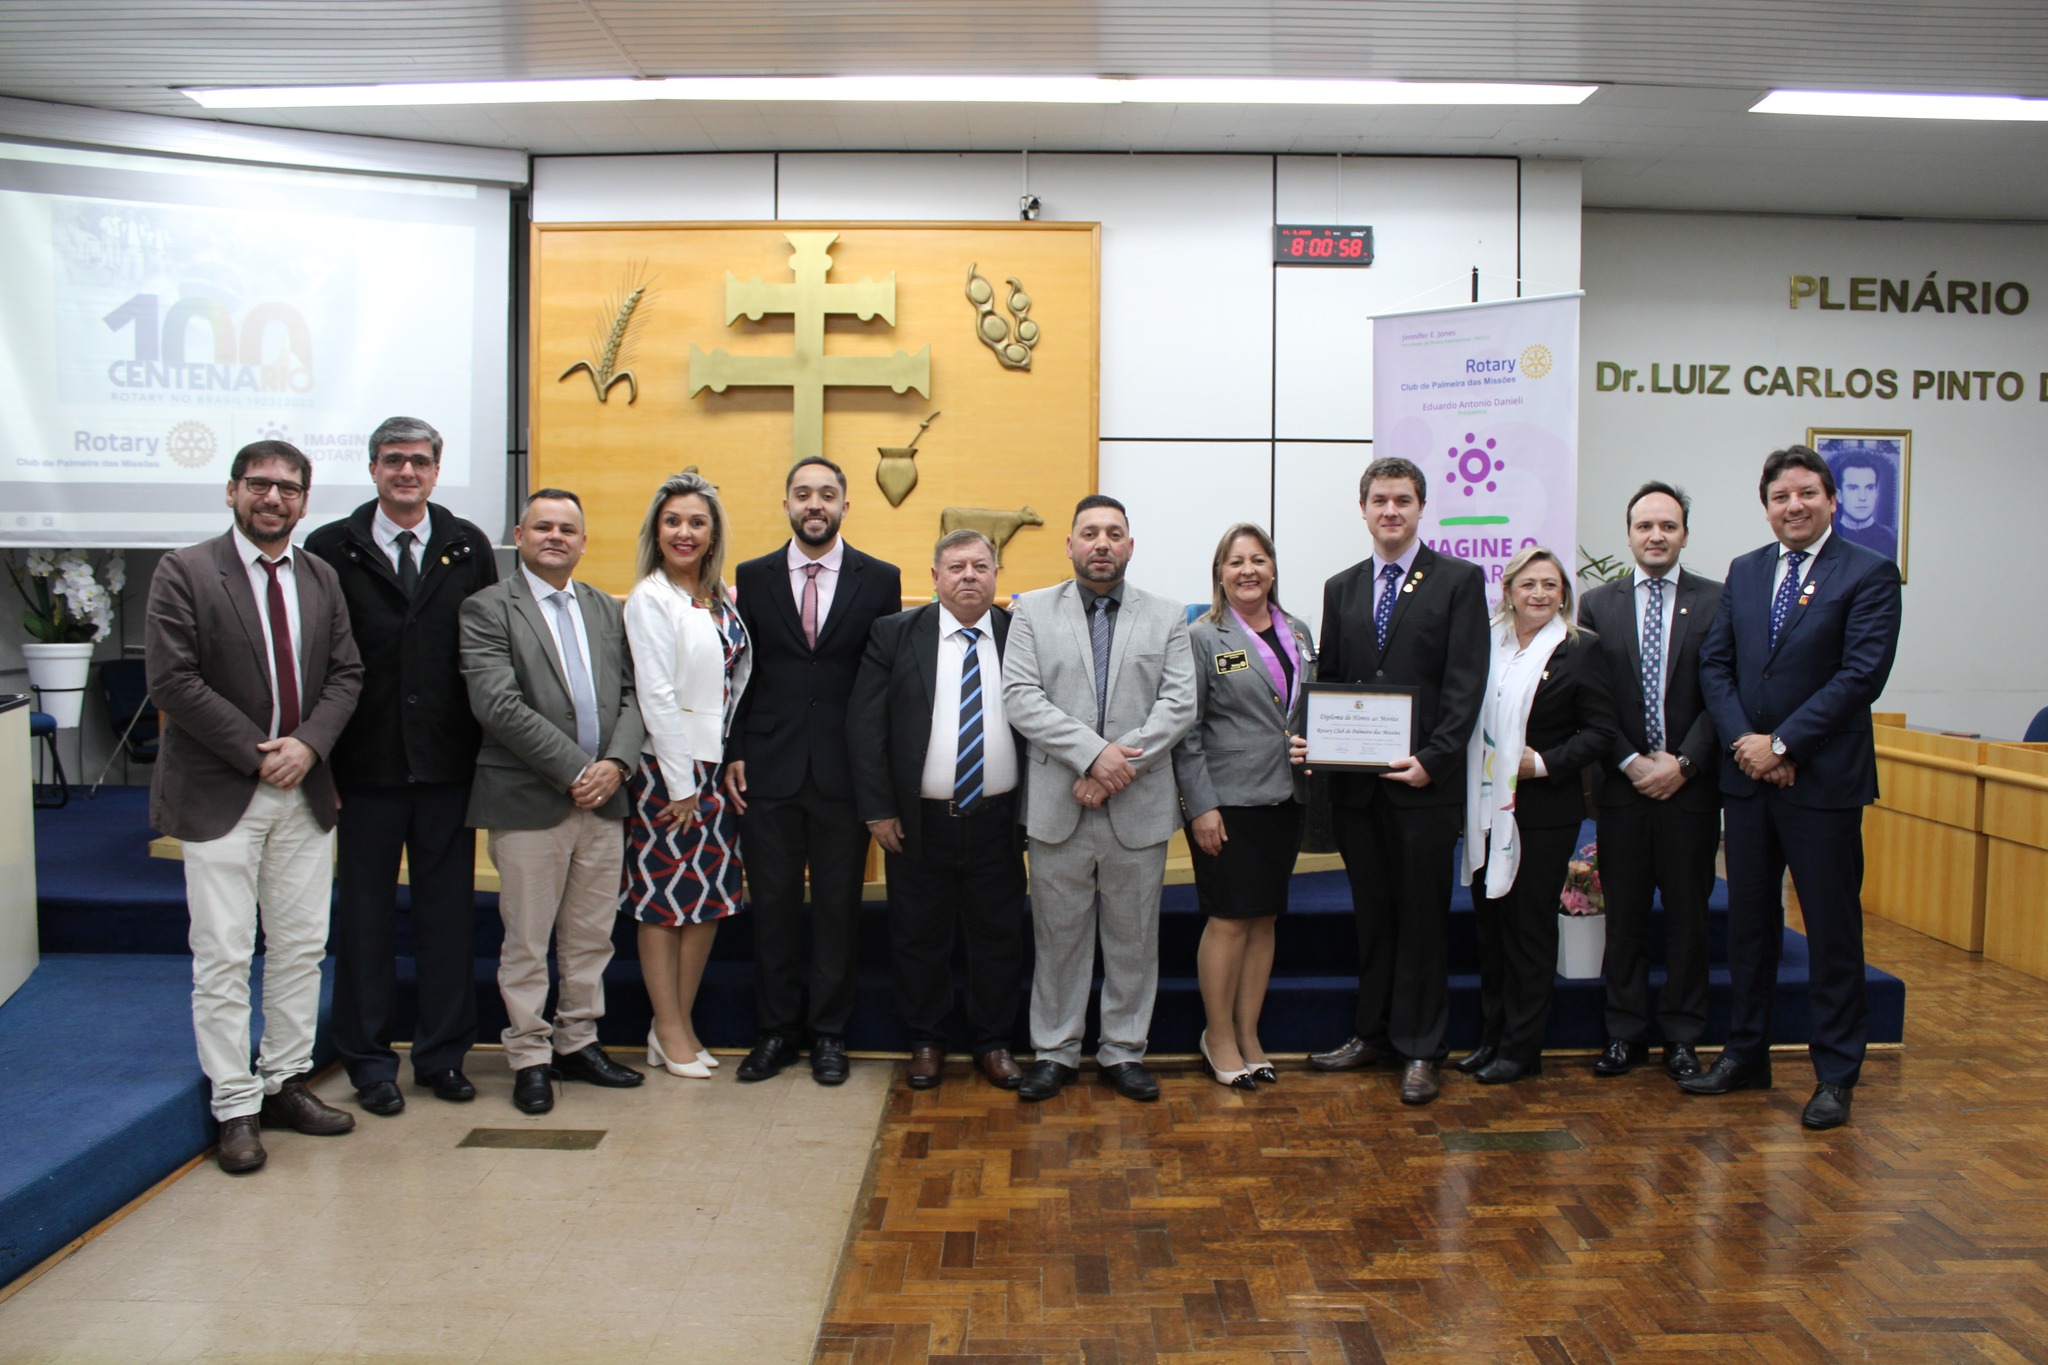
[1676,755,1696,780]
[1769,735,1788,757]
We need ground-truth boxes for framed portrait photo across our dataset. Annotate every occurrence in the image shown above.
[1806,427,1911,582]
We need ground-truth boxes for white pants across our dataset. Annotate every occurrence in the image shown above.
[182,781,334,1120]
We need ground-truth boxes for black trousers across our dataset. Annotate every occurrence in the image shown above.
[1334,800,1461,1062]
[331,782,477,1084]
[1723,792,1868,1087]
[1474,823,1582,1064]
[1596,795,1719,1045]
[743,769,871,1039]
[884,796,1027,1054]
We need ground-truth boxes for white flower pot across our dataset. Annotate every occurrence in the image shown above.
[21,641,95,729]
[1556,912,1606,979]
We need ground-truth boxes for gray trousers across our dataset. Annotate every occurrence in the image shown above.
[1026,807,1169,1068]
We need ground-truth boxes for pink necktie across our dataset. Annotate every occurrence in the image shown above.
[801,562,822,648]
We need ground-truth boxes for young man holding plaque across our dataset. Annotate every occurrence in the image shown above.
[1303,456,1490,1105]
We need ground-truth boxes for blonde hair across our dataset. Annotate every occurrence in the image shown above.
[1492,545,1581,637]
[1204,523,1282,625]
[635,471,732,605]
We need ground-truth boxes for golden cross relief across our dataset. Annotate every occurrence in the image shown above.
[688,231,932,462]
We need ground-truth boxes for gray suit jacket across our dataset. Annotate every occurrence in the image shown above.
[1001,578,1198,848]
[145,530,363,842]
[1171,608,1316,818]
[460,571,644,830]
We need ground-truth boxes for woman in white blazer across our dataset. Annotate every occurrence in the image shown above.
[621,470,753,1079]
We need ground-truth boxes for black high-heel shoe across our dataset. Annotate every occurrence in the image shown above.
[1451,1043,1498,1074]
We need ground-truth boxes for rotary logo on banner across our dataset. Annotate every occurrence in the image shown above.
[1372,292,1582,608]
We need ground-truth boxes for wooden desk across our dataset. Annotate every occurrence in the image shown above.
[1869,724,1989,951]
[1981,743,2048,980]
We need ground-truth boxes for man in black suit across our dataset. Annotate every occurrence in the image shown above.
[305,416,498,1116]
[1576,481,1721,1082]
[724,457,904,1085]
[1307,456,1490,1105]
[1690,445,1902,1130]
[848,529,1027,1092]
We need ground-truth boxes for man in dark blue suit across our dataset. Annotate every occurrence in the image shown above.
[1688,444,1902,1129]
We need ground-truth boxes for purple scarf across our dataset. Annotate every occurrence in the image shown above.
[1229,604,1302,711]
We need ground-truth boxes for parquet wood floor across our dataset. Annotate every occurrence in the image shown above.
[816,913,2048,1364]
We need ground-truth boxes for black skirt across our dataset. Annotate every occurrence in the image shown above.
[1187,801,1304,919]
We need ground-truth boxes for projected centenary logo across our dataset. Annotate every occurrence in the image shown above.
[102,294,315,395]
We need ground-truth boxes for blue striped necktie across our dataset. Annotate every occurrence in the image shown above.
[1641,576,1666,753]
[953,626,985,811]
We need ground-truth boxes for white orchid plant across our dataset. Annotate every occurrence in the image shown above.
[8,548,126,643]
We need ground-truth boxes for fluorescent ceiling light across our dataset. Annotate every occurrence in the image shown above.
[183,76,1596,111]
[1753,89,2048,121]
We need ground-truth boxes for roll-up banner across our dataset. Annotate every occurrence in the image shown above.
[1372,292,1582,609]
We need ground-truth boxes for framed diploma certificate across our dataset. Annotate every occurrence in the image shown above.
[1301,683,1419,770]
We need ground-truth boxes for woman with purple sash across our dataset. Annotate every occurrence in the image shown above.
[1171,523,1315,1090]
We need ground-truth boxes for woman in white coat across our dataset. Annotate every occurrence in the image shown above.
[621,470,752,1079]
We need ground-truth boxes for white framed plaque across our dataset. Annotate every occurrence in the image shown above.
[1302,683,1419,770]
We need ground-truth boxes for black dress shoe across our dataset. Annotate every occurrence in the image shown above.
[216,1115,266,1174]
[812,1036,850,1086]
[1592,1039,1647,1077]
[1677,1052,1773,1095]
[552,1043,644,1087]
[1475,1055,1543,1085]
[260,1078,356,1135]
[736,1035,800,1083]
[1663,1043,1702,1080]
[1018,1059,1078,1102]
[1802,1082,1853,1130]
[1399,1059,1440,1105]
[356,1080,404,1116]
[1451,1043,1498,1074]
[1308,1036,1393,1072]
[512,1065,555,1114]
[419,1068,476,1102]
[1099,1061,1160,1102]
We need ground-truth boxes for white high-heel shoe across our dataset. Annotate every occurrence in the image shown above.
[648,1030,712,1079]
[1200,1031,1257,1092]
[697,1050,720,1070]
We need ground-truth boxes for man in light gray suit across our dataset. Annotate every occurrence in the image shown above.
[1002,494,1198,1102]
[460,488,646,1115]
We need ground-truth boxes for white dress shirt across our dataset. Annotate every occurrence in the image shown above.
[372,503,429,574]
[919,606,1018,800]
[231,525,303,741]
[1621,567,1681,771]
[1774,526,1831,597]
[786,537,845,631]
[520,562,595,691]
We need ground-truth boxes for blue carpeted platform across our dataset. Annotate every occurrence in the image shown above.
[0,953,334,1283]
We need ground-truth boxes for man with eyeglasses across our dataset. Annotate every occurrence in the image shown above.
[146,440,364,1173]
[306,417,499,1118]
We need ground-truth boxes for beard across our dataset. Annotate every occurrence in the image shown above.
[791,507,843,548]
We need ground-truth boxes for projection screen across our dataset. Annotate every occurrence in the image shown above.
[0,140,510,546]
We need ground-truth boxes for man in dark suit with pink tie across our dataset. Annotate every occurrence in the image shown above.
[1690,444,1903,1130]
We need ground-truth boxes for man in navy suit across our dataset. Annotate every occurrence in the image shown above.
[1689,444,1902,1129]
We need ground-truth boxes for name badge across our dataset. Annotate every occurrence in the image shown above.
[1214,649,1251,675]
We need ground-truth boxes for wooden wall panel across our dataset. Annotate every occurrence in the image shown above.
[531,222,1099,598]
[1983,744,2048,851]
[1863,807,1986,951]
[1985,838,2048,979]
[1872,725,1982,829]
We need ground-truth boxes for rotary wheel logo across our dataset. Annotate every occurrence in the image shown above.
[164,421,218,469]
[1518,344,1555,379]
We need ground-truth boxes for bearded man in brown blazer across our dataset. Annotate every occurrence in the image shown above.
[145,439,365,1174]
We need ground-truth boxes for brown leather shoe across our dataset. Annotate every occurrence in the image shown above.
[907,1044,944,1090]
[260,1077,357,1136]
[1399,1059,1441,1105]
[976,1048,1024,1090]
[1308,1036,1394,1072]
[216,1115,266,1174]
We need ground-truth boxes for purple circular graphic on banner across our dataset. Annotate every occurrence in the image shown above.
[1446,434,1502,496]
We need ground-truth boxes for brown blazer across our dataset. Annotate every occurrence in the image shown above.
[145,530,364,841]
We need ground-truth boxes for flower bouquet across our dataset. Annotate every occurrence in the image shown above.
[1556,839,1606,978]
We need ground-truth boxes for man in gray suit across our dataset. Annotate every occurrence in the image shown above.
[460,488,646,1114]
[146,439,364,1173]
[1002,495,1198,1102]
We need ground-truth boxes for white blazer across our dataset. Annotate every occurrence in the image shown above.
[623,571,753,780]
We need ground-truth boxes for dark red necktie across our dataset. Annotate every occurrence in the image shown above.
[261,558,301,736]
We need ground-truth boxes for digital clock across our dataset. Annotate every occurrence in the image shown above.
[1274,224,1374,266]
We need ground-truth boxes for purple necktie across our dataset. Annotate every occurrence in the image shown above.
[801,563,822,648]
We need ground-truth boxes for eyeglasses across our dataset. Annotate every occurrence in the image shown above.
[374,452,436,472]
[240,476,307,501]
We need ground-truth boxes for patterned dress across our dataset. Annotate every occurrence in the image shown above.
[622,597,747,926]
